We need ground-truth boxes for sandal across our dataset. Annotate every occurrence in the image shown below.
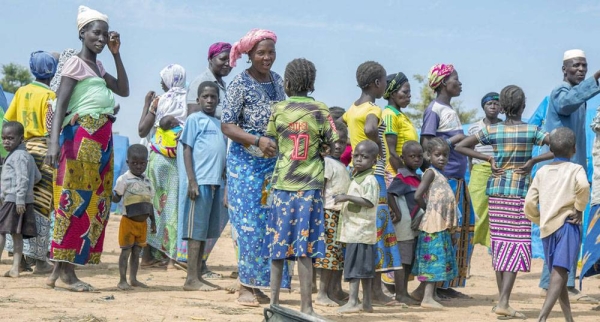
[202,271,223,280]
[495,308,526,320]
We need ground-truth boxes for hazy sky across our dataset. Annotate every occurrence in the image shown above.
[2,0,600,140]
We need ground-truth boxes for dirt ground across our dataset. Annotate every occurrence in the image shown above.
[1,215,600,322]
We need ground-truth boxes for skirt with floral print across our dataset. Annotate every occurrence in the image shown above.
[412,230,457,282]
[263,189,325,260]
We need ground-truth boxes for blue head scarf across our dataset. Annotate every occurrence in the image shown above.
[29,51,57,80]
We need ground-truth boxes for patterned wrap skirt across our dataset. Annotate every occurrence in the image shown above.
[314,209,344,270]
[146,151,179,260]
[227,142,291,289]
[263,189,325,260]
[489,195,531,272]
[374,174,402,272]
[50,115,113,265]
[412,230,457,282]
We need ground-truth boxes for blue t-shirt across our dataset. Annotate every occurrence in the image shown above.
[177,111,227,185]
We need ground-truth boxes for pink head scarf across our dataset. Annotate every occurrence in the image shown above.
[208,42,232,60]
[428,64,455,90]
[229,29,277,67]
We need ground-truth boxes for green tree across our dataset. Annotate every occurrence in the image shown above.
[405,74,478,128]
[1,63,32,93]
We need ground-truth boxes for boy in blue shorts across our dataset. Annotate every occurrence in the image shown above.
[525,127,589,322]
[178,81,226,292]
[113,144,156,290]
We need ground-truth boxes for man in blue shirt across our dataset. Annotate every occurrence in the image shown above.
[539,49,600,303]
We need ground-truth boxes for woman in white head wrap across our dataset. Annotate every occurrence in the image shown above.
[45,5,129,292]
[136,64,188,269]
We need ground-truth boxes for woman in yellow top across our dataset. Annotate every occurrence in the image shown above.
[4,51,58,274]
[382,72,418,183]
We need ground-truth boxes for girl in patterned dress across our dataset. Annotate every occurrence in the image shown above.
[455,85,550,319]
[413,137,459,309]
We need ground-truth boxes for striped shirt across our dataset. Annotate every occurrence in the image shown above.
[475,123,547,197]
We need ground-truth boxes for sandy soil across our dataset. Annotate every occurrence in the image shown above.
[1,215,600,322]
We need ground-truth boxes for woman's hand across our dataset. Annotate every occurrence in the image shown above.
[145,91,156,107]
[150,97,159,114]
[108,31,121,55]
[258,136,277,158]
[44,140,60,168]
[17,204,25,215]
[490,159,504,176]
[515,159,535,174]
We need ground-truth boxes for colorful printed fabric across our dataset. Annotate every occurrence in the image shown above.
[383,72,408,100]
[4,212,52,261]
[150,126,182,158]
[314,209,344,270]
[382,105,418,175]
[29,51,57,80]
[5,82,55,139]
[475,123,547,197]
[208,42,232,59]
[469,163,492,247]
[50,115,113,265]
[263,189,325,260]
[229,29,277,67]
[427,64,454,90]
[419,168,458,233]
[222,70,285,138]
[489,196,532,272]
[145,151,179,260]
[375,174,402,272]
[227,143,291,289]
[266,96,338,191]
[443,178,475,288]
[421,100,466,179]
[412,230,457,282]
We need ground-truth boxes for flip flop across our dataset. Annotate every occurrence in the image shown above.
[571,292,599,304]
[202,271,223,280]
[173,262,187,272]
[496,308,526,320]
[385,300,408,308]
[61,281,98,293]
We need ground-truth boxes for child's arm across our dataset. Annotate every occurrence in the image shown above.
[364,114,382,157]
[387,192,402,224]
[569,167,591,225]
[455,135,491,163]
[516,152,554,174]
[15,155,30,215]
[415,170,435,210]
[112,192,122,203]
[149,213,157,233]
[524,176,541,224]
[334,194,374,208]
[183,143,199,200]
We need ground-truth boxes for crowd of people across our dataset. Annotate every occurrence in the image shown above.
[3,5,600,322]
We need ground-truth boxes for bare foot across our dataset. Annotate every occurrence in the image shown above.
[130,280,148,288]
[396,294,420,306]
[361,304,374,313]
[420,297,444,308]
[338,302,362,314]
[236,286,259,307]
[253,288,270,304]
[3,269,19,278]
[33,260,54,275]
[118,281,132,290]
[315,294,339,307]
[183,278,219,291]
[372,291,393,306]
[302,308,329,321]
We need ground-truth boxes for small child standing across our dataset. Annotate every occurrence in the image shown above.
[113,144,156,290]
[335,140,380,314]
[413,137,458,308]
[386,140,424,305]
[525,127,589,322]
[178,81,226,292]
[0,121,41,277]
[264,58,338,318]
[314,121,351,307]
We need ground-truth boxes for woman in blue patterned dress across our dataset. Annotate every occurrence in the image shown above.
[221,29,291,307]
